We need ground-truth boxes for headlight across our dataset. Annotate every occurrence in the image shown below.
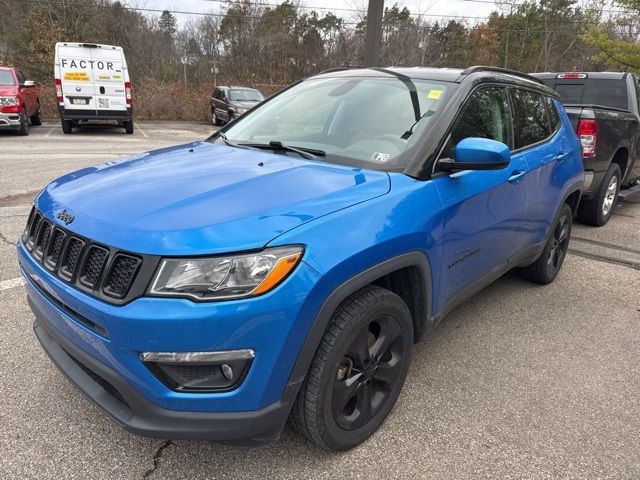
[149,246,303,300]
[0,96,18,107]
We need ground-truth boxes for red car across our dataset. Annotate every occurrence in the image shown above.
[0,66,42,135]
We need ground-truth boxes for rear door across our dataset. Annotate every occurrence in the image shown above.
[91,46,127,117]
[58,44,97,115]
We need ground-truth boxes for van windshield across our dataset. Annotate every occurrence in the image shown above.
[210,76,451,171]
[0,70,15,86]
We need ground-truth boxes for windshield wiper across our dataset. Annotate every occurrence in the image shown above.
[216,131,237,147]
[237,141,326,160]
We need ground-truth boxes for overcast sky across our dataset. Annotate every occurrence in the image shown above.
[137,0,499,25]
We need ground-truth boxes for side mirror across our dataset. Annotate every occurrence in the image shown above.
[438,137,511,171]
[23,80,35,88]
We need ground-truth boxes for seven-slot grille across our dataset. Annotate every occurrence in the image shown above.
[22,207,142,302]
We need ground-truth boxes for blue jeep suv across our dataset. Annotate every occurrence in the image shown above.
[18,66,584,450]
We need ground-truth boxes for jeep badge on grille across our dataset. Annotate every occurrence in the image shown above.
[56,209,75,225]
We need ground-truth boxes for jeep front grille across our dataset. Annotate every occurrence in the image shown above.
[22,207,156,305]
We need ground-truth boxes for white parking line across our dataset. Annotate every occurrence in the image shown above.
[43,126,56,137]
[135,122,149,138]
[0,277,24,291]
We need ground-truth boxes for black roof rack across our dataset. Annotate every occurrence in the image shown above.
[460,66,544,85]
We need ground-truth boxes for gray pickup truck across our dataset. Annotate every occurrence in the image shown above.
[532,72,640,226]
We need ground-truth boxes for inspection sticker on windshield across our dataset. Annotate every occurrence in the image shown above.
[372,152,391,162]
[428,89,443,99]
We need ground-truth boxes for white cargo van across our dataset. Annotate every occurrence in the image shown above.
[54,42,133,134]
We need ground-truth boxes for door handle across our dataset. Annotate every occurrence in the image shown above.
[508,170,527,184]
[555,151,569,162]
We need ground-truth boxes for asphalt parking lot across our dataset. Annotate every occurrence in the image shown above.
[1,121,639,479]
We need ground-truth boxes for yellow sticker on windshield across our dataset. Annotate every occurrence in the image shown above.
[428,89,442,99]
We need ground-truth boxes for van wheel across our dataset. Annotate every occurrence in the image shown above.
[61,120,72,134]
[18,109,29,136]
[30,104,42,126]
[124,121,134,134]
[520,203,572,284]
[578,163,621,227]
[291,285,413,450]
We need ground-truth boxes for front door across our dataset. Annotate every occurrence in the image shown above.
[432,85,531,305]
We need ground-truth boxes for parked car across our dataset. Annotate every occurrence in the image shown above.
[211,85,264,125]
[19,66,583,451]
[531,72,640,226]
[54,42,133,134]
[0,66,42,135]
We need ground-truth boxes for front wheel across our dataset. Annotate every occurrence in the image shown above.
[520,203,572,284]
[291,285,413,450]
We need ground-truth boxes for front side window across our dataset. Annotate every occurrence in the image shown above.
[441,86,512,159]
[0,70,15,86]
[211,76,453,171]
[512,89,550,149]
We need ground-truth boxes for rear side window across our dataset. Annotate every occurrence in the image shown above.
[511,89,550,149]
[551,79,628,111]
[546,97,561,131]
[441,86,512,158]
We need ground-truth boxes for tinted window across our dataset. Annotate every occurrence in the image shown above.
[512,89,550,149]
[441,86,512,158]
[546,96,561,131]
[16,70,25,84]
[0,70,14,86]
[550,79,628,111]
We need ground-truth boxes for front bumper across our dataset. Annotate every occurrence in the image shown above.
[32,310,292,445]
[0,111,21,129]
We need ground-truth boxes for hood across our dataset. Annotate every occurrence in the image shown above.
[37,142,390,255]
[231,100,261,109]
[0,86,18,96]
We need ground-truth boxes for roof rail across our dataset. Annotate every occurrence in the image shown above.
[315,66,363,75]
[460,66,544,85]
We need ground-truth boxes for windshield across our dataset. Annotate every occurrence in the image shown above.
[0,70,15,86]
[230,89,264,102]
[212,76,450,170]
[545,79,629,111]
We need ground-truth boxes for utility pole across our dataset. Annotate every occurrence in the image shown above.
[363,0,384,67]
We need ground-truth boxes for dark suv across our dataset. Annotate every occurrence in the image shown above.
[211,86,264,126]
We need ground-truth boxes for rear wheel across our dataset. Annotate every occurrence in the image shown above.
[520,203,572,284]
[61,119,73,134]
[18,108,29,136]
[291,285,413,450]
[124,121,134,134]
[30,104,42,126]
[578,163,621,227]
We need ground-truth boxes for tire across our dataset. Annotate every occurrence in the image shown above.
[578,163,621,227]
[124,121,134,134]
[61,119,73,134]
[212,109,221,126]
[291,285,413,451]
[18,108,29,136]
[30,104,42,126]
[520,203,572,284]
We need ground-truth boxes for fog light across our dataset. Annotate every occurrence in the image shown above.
[140,349,254,392]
